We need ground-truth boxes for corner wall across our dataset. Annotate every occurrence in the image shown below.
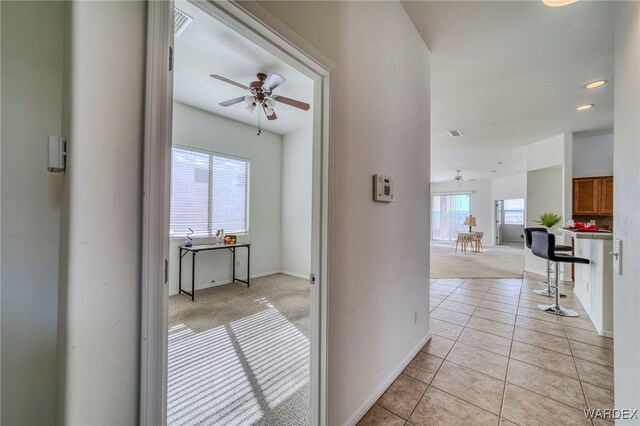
[613,2,640,418]
[1,2,66,424]
[59,2,146,423]
[281,127,313,278]
[258,2,431,424]
[525,166,563,276]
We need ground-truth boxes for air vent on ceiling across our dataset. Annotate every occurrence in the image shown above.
[448,129,463,137]
[174,8,193,37]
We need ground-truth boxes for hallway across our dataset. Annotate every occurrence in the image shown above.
[359,276,614,425]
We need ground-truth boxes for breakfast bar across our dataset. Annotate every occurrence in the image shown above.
[558,228,614,337]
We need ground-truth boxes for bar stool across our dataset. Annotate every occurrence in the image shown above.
[524,227,572,297]
[531,231,589,317]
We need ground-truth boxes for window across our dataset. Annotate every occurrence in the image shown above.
[170,146,249,237]
[503,198,525,225]
[431,193,471,241]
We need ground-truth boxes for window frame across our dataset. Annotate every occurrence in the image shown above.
[170,144,250,239]
[502,198,525,225]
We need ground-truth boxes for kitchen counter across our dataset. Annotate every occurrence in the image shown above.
[558,228,613,240]
[558,228,613,337]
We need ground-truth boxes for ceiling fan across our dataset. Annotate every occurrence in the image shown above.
[453,170,476,183]
[211,72,310,121]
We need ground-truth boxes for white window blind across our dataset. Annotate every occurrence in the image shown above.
[431,193,471,241]
[170,147,249,237]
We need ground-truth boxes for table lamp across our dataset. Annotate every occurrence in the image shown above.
[464,215,477,232]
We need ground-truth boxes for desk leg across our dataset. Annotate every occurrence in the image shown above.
[232,248,236,283]
[179,247,183,295]
[191,251,196,302]
[247,246,250,287]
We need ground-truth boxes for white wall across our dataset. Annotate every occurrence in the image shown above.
[526,134,565,171]
[492,173,526,201]
[572,130,614,178]
[259,2,431,425]
[613,2,640,419]
[431,179,493,244]
[281,127,313,278]
[524,167,563,276]
[59,2,146,423]
[1,2,65,424]
[169,102,282,295]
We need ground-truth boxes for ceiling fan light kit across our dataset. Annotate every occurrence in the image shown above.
[211,72,311,131]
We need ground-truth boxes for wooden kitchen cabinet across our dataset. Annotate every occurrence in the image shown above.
[573,178,600,215]
[599,176,614,215]
[573,176,613,216]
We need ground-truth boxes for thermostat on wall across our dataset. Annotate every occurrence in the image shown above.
[373,174,394,202]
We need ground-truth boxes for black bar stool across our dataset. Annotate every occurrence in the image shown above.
[524,227,572,297]
[531,231,589,317]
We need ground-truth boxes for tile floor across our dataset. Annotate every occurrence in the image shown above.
[358,275,615,426]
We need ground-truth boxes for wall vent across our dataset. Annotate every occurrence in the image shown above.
[174,8,193,37]
[448,129,463,137]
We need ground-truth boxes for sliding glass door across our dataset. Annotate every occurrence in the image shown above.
[431,193,471,241]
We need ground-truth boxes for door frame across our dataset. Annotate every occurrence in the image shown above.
[495,200,504,245]
[139,1,336,425]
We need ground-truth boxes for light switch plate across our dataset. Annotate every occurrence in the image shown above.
[47,136,66,172]
[613,239,622,275]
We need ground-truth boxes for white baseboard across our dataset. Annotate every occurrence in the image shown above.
[280,270,309,280]
[169,269,282,296]
[346,332,432,426]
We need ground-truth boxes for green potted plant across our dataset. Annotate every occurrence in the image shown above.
[534,212,562,229]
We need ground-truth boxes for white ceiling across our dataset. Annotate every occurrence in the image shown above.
[173,1,314,136]
[402,1,615,182]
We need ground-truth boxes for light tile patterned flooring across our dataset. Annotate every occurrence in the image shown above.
[358,275,614,426]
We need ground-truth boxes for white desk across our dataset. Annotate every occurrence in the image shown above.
[558,228,613,337]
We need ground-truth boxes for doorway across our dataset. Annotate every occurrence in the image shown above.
[494,198,525,247]
[140,1,333,425]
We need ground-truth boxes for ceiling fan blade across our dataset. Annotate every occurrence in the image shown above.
[219,96,245,107]
[262,73,286,93]
[262,104,278,120]
[273,95,310,111]
[210,74,250,91]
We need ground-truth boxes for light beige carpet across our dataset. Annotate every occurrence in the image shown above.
[168,274,310,426]
[430,241,525,279]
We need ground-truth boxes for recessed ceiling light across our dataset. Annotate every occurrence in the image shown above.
[510,152,517,155]
[576,104,594,111]
[584,80,608,89]
[543,0,578,7]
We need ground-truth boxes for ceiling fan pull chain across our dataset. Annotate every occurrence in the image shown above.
[257,108,262,136]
